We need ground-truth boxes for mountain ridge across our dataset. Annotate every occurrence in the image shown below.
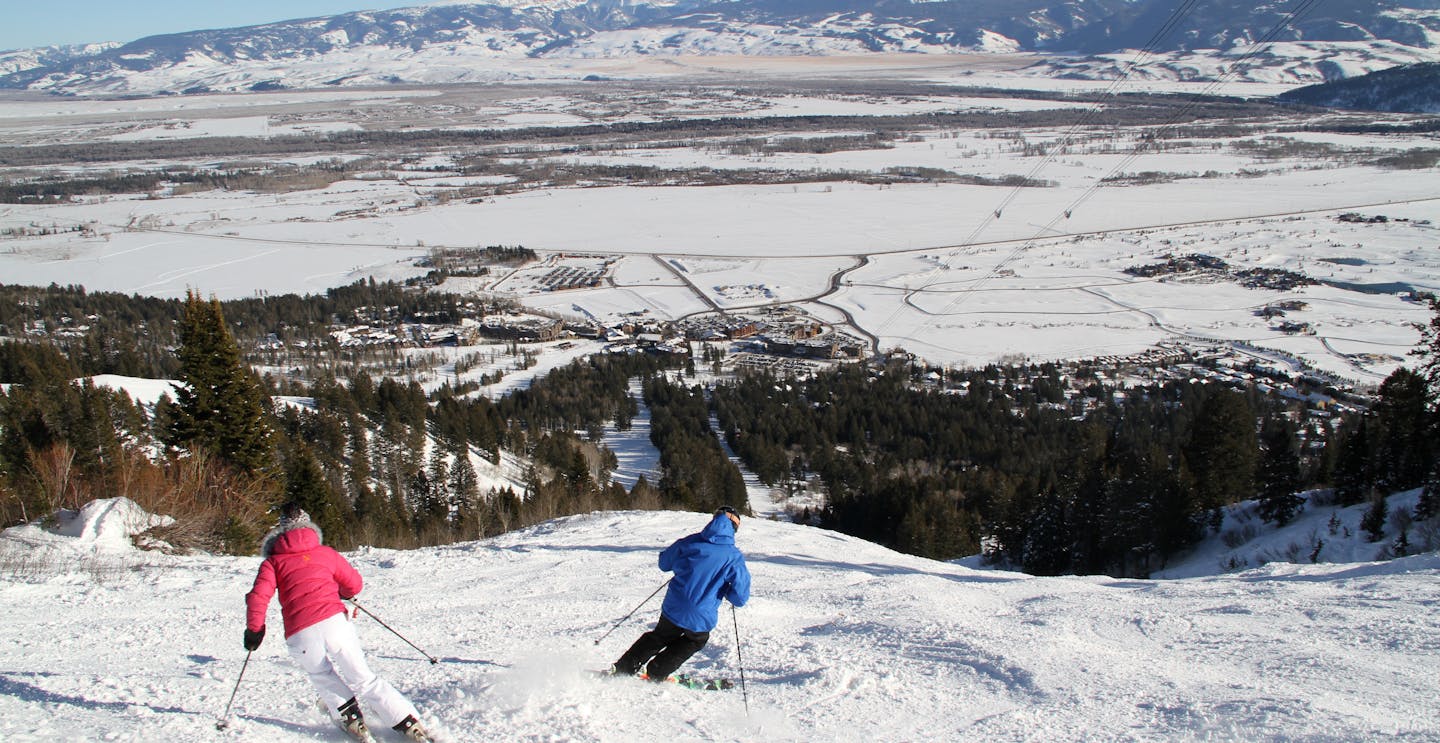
[3,0,1438,95]
[1277,60,1440,111]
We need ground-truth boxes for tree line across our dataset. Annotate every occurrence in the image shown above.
[712,303,1440,576]
[4,282,1438,574]
[0,286,712,554]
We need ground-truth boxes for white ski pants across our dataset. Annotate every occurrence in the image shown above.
[285,611,419,729]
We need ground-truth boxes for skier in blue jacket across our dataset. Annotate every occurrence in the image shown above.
[612,506,752,682]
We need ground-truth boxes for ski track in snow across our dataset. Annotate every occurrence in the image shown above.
[1,507,1439,741]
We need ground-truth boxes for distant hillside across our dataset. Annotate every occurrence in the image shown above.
[1,0,1437,94]
[1277,61,1440,112]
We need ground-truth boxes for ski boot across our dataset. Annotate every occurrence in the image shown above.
[394,714,433,742]
[335,697,376,742]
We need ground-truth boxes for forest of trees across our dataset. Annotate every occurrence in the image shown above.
[2,283,1438,576]
[711,300,1440,577]
[0,283,709,553]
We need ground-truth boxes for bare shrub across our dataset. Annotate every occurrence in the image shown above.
[25,443,83,516]
[1221,522,1259,549]
[1413,516,1440,553]
[136,452,277,554]
[1253,529,1326,566]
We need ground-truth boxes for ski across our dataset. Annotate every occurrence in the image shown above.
[672,673,736,691]
[595,669,734,691]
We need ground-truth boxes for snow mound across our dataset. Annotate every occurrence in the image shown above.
[51,497,173,548]
[0,497,174,556]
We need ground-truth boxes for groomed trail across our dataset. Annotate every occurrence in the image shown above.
[1,506,1438,741]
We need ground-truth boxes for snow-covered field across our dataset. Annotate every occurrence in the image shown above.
[1,498,1437,742]
[3,74,1438,384]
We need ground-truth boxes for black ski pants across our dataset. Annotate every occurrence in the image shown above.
[614,614,709,681]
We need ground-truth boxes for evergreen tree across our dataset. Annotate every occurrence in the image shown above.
[1409,294,1440,401]
[1370,367,1433,492]
[167,291,274,474]
[1256,417,1304,526]
[1022,488,1072,575]
[346,415,373,503]
[1184,390,1258,529]
[1332,419,1374,507]
[1361,490,1388,542]
[1416,462,1440,522]
[448,444,481,536]
[282,443,348,546]
[419,445,451,528]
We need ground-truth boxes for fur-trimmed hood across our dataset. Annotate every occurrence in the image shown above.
[260,515,323,557]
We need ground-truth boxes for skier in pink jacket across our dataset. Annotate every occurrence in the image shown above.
[245,503,432,742]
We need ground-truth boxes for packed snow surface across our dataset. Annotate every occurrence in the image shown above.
[1,502,1437,741]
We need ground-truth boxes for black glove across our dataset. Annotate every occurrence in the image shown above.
[243,626,265,651]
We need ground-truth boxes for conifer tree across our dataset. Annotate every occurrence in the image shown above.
[1257,417,1304,526]
[448,444,481,535]
[1370,367,1433,492]
[1409,294,1440,400]
[346,415,373,502]
[1416,463,1440,522]
[168,291,274,474]
[1022,489,1072,576]
[1332,420,1374,507]
[1361,490,1389,542]
[419,445,451,528]
[1184,391,1258,528]
[282,442,347,546]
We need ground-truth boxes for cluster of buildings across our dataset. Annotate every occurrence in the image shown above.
[677,309,867,360]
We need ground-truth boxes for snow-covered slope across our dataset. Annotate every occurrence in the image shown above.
[1034,39,1440,84]
[1277,60,1440,112]
[1154,488,1429,580]
[1,502,1437,740]
[3,0,1437,94]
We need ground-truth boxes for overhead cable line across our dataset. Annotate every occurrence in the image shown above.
[956,0,1205,250]
[869,0,1208,342]
[904,0,1329,334]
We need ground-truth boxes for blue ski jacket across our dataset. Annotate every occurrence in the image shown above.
[658,513,751,633]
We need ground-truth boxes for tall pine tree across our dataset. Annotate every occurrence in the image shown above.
[1257,417,1304,526]
[1370,367,1433,492]
[1184,390,1258,529]
[167,291,274,474]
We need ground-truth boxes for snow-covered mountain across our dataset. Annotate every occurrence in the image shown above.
[3,0,1438,95]
[0,42,120,77]
[1,498,1437,740]
[1277,60,1440,111]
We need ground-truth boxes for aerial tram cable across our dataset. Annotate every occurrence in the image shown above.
[935,0,1327,315]
[957,0,1206,250]
[867,0,1207,344]
[1056,0,1326,222]
[869,0,1328,350]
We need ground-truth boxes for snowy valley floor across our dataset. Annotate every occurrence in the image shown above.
[1,508,1439,742]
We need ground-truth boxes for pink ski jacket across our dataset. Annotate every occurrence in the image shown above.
[245,522,362,638]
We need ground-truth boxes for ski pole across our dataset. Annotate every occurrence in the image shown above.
[594,578,671,646]
[732,604,749,714]
[348,598,439,665]
[215,650,252,731]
